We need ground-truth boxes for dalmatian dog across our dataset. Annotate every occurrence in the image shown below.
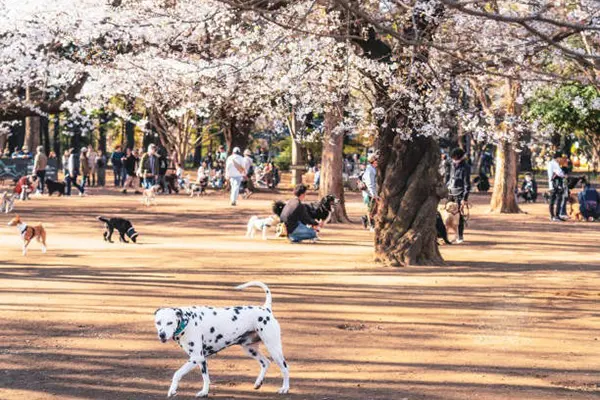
[154,281,290,398]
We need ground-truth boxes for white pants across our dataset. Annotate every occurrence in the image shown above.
[229,176,242,204]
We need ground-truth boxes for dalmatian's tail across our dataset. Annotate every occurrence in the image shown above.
[235,281,272,309]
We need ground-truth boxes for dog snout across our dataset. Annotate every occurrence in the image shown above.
[159,332,167,342]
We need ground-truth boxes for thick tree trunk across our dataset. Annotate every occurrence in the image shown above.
[319,105,350,222]
[125,120,136,150]
[41,116,50,154]
[98,113,107,154]
[490,140,521,213]
[374,127,445,267]
[53,114,61,161]
[24,87,40,152]
[0,133,7,155]
[224,116,251,154]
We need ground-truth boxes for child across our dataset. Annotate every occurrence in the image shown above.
[518,172,538,203]
[176,163,185,188]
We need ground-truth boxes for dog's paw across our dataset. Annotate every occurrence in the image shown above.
[195,389,209,397]
[277,386,289,394]
[167,388,177,398]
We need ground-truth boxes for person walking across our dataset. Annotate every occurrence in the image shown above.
[122,148,141,194]
[361,154,379,231]
[96,149,107,187]
[280,184,322,243]
[33,145,48,194]
[225,147,246,206]
[88,145,97,187]
[80,147,91,191]
[548,152,567,221]
[111,145,125,187]
[242,149,255,199]
[65,148,85,196]
[447,148,471,243]
[138,144,160,189]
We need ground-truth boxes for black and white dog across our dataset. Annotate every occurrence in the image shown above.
[97,216,139,243]
[154,281,290,398]
[272,194,340,223]
[45,178,66,196]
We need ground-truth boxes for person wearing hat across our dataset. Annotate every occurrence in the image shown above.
[33,146,48,194]
[80,147,91,190]
[360,153,379,231]
[66,148,85,196]
[225,147,246,206]
[241,149,255,199]
[547,151,567,221]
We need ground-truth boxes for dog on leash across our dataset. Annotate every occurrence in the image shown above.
[246,216,277,240]
[97,216,139,243]
[7,215,47,255]
[142,185,161,206]
[440,201,460,243]
[0,192,16,213]
[45,178,66,196]
[436,211,452,245]
[154,281,290,398]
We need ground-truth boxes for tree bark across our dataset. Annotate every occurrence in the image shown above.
[98,112,108,154]
[290,138,304,186]
[489,140,521,213]
[24,88,41,152]
[320,104,350,222]
[41,116,50,154]
[125,120,136,150]
[374,128,445,267]
[224,116,252,154]
[53,114,61,160]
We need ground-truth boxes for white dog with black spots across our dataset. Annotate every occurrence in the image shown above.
[154,281,290,397]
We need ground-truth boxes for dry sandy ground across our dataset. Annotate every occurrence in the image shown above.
[0,189,598,400]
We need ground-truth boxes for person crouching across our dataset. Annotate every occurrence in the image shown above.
[280,184,323,243]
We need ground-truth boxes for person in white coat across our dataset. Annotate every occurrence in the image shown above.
[225,147,246,206]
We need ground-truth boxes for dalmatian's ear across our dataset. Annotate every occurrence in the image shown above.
[175,308,183,319]
[154,308,161,315]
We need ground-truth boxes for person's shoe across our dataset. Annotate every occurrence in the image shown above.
[231,202,237,206]
[121,189,127,194]
[455,237,464,244]
[588,217,594,222]
[369,227,375,233]
[361,216,368,229]
[551,216,562,222]
[559,214,569,220]
[134,190,141,195]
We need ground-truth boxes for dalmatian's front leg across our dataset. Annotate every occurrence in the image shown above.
[168,360,195,398]
[195,358,210,397]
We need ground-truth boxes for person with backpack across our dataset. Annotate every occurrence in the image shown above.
[447,148,471,243]
[360,153,379,231]
[578,183,600,221]
[547,152,567,221]
[66,148,85,196]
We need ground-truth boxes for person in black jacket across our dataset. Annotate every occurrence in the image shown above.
[447,148,471,244]
[280,184,322,243]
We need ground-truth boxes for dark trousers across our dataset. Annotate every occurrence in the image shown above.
[549,189,564,218]
[97,168,106,186]
[113,165,122,186]
[65,174,84,195]
[36,170,46,193]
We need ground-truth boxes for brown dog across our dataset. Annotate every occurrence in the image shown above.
[568,202,583,221]
[7,215,47,255]
[441,201,461,243]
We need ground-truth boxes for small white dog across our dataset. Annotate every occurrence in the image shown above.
[0,192,16,213]
[246,215,277,240]
[142,185,161,206]
[154,281,290,398]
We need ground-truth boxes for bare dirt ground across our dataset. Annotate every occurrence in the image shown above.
[0,189,598,400]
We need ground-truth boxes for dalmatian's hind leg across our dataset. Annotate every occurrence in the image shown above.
[241,343,271,389]
[257,318,289,394]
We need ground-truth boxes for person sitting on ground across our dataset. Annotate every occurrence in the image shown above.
[578,183,600,222]
[14,175,38,200]
[280,184,323,243]
[518,172,538,203]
